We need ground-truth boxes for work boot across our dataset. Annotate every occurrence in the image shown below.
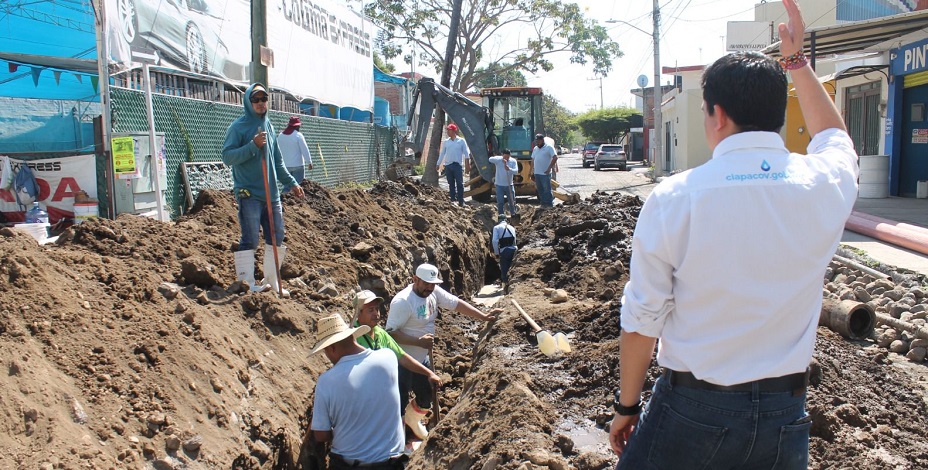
[233,250,270,292]
[262,245,290,298]
[403,401,429,440]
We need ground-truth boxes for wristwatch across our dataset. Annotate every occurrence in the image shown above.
[613,390,642,416]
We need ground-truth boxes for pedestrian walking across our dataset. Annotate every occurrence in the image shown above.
[222,84,303,297]
[609,2,859,469]
[435,123,470,206]
[530,133,557,207]
[491,214,517,294]
[489,149,518,217]
[277,115,313,187]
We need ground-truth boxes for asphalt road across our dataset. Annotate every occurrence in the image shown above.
[553,152,656,201]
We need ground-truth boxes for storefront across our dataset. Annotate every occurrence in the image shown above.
[887,37,928,197]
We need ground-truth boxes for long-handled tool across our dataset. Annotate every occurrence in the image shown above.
[260,126,283,297]
[511,298,563,356]
[428,346,440,428]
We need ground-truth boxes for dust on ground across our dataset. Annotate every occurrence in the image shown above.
[0,182,926,469]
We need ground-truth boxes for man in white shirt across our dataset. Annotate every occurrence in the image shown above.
[309,314,407,469]
[491,214,517,294]
[488,149,519,217]
[277,115,313,187]
[386,263,500,440]
[530,133,557,207]
[435,123,470,206]
[609,2,858,469]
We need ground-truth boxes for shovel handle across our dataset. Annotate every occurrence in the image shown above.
[510,299,542,333]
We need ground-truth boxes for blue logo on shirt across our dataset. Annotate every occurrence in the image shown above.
[761,160,771,172]
[726,160,791,182]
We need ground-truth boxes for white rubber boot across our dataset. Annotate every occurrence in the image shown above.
[403,401,429,440]
[234,250,270,292]
[263,244,290,298]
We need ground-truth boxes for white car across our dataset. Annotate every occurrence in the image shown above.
[594,144,627,171]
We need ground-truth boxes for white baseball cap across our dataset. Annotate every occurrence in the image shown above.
[415,263,443,284]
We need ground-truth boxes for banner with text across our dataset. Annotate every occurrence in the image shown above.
[268,0,375,110]
[0,154,98,223]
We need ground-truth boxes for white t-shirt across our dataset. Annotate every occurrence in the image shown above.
[620,128,859,386]
[489,155,518,186]
[386,284,460,362]
[531,143,557,175]
[492,221,517,255]
[311,348,404,463]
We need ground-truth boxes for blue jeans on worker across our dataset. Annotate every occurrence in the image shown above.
[445,162,465,204]
[534,173,553,207]
[398,355,432,409]
[616,372,810,470]
[499,246,516,283]
[495,184,516,216]
[237,195,284,251]
[286,166,305,185]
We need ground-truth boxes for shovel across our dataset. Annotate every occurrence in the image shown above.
[511,299,570,356]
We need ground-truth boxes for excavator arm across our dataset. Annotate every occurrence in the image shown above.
[404,78,497,185]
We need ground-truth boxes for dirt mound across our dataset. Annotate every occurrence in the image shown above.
[1,180,927,469]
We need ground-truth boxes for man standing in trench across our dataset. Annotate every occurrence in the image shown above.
[609,1,858,468]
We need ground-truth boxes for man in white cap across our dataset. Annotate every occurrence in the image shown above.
[386,263,501,440]
[309,314,407,469]
[351,290,442,388]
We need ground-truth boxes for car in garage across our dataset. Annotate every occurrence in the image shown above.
[582,141,607,168]
[594,144,627,171]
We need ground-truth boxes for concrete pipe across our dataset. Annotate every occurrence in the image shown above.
[845,212,928,257]
[820,299,876,340]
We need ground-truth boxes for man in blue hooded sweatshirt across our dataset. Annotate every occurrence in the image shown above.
[223,84,304,297]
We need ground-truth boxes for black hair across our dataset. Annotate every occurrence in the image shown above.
[702,52,787,133]
[502,148,511,155]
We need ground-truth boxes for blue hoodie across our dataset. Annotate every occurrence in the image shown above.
[221,83,297,203]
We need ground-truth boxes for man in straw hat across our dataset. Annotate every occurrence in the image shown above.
[351,290,442,388]
[309,314,407,469]
[386,263,501,440]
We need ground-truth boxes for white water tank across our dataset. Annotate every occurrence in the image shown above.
[858,155,889,199]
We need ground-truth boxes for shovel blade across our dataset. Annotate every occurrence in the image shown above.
[554,332,571,353]
[537,330,558,357]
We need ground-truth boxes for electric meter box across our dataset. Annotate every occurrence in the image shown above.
[112,132,168,217]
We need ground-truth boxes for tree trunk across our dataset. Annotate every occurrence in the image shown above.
[422,110,445,186]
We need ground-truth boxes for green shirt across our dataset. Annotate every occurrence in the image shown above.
[354,324,405,358]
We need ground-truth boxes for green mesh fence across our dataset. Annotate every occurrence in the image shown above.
[108,87,399,218]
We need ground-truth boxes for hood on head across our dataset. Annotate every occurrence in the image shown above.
[243,83,267,120]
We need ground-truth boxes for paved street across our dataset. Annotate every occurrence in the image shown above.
[554,152,656,201]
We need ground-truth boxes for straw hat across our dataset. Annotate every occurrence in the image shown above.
[309,314,370,355]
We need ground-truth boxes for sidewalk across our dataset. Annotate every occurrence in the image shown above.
[842,197,928,275]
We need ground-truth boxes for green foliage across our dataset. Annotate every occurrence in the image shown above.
[363,0,622,93]
[573,107,643,143]
[474,63,528,88]
[336,180,377,190]
[542,95,576,149]
[414,164,425,176]
[374,52,396,74]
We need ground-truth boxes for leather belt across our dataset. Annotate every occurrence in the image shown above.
[666,368,809,397]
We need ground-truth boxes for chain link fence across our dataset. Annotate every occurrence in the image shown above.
[108,87,399,219]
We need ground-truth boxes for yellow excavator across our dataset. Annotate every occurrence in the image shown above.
[404,78,579,204]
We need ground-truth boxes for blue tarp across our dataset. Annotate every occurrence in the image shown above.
[374,65,408,85]
[0,0,100,101]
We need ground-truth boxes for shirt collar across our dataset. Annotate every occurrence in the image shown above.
[712,131,787,160]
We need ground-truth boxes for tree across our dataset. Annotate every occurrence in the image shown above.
[362,0,622,94]
[542,95,576,149]
[473,63,528,89]
[574,108,643,143]
[374,52,396,74]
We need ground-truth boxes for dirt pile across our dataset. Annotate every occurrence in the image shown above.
[1,181,927,470]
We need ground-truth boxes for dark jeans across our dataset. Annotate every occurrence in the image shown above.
[616,373,810,470]
[499,246,516,283]
[398,355,432,409]
[445,162,465,204]
[495,184,516,216]
[534,173,553,207]
[329,453,407,469]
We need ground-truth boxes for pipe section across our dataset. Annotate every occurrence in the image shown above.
[820,298,876,340]
[845,212,928,257]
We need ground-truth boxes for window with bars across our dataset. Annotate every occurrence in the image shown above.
[844,82,881,156]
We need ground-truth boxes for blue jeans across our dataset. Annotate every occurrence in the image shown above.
[445,162,465,204]
[398,355,432,409]
[286,166,305,186]
[534,173,553,207]
[617,373,810,470]
[495,184,516,216]
[499,246,516,283]
[236,195,284,251]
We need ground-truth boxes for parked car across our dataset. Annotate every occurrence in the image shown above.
[594,144,627,171]
[582,141,607,168]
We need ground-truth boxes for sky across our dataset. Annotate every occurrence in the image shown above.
[528,0,769,113]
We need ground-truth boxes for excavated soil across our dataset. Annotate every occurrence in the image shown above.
[1,181,927,469]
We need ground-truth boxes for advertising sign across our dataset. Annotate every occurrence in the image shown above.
[891,37,928,76]
[105,0,252,82]
[111,136,139,179]
[0,155,98,223]
[268,0,375,110]
[726,21,773,52]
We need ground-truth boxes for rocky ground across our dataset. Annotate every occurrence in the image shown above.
[1,179,927,469]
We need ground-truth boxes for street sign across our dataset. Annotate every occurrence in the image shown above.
[637,74,648,88]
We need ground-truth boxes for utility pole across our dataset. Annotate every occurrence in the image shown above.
[587,76,604,109]
[251,0,268,86]
[422,0,464,186]
[652,0,664,175]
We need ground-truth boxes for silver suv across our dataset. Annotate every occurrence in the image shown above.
[594,144,627,171]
